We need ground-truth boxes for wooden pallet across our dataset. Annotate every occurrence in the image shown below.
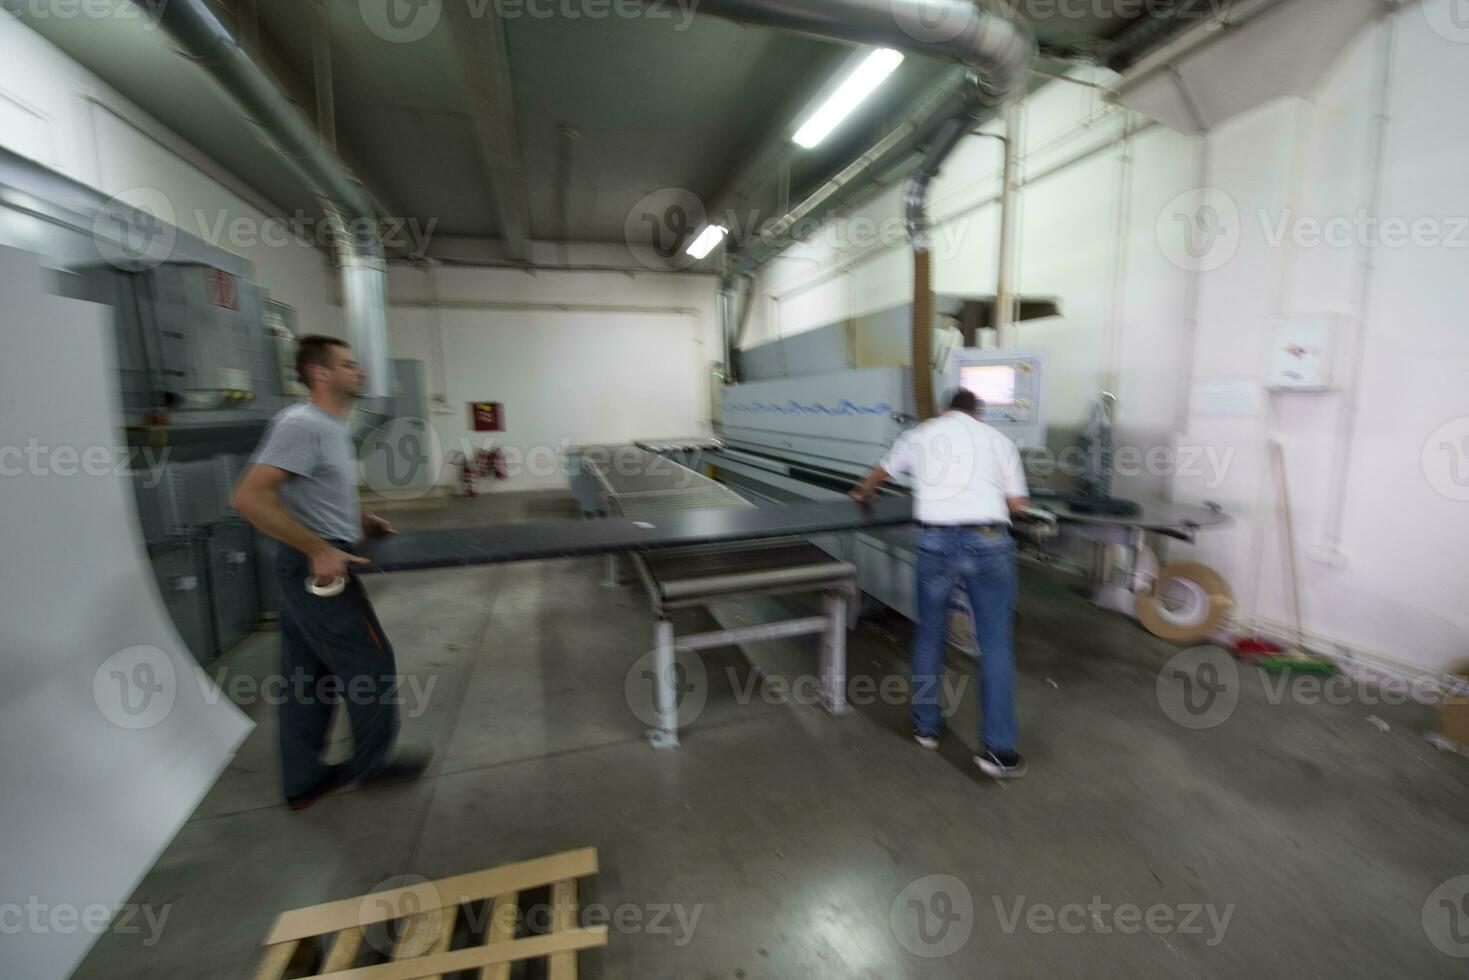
[253,847,605,980]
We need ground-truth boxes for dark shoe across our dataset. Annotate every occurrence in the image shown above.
[358,747,434,790]
[286,764,352,811]
[974,748,1026,780]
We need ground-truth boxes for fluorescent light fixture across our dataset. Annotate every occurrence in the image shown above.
[793,48,905,149]
[685,224,728,260]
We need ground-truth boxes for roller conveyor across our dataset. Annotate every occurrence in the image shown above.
[579,445,858,748]
[639,540,855,605]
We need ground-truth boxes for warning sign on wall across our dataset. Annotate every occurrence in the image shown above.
[469,402,504,432]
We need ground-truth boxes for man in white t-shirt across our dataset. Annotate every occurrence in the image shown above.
[851,388,1030,778]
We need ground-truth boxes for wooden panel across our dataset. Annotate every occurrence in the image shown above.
[411,905,455,980]
[477,893,518,980]
[320,928,364,973]
[310,926,607,980]
[548,880,578,980]
[267,849,598,944]
[251,940,300,980]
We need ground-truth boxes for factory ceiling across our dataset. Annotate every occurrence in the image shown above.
[16,0,1201,269]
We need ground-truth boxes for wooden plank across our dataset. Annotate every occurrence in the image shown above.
[389,905,451,962]
[401,905,457,980]
[321,928,364,973]
[478,893,518,980]
[251,940,300,980]
[311,926,607,980]
[268,849,598,944]
[548,879,578,980]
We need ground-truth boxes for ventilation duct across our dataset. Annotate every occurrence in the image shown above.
[689,0,1034,388]
[136,0,392,405]
[677,0,1030,94]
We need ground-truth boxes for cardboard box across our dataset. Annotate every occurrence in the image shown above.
[1439,672,1469,749]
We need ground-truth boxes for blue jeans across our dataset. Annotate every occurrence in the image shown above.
[911,525,1019,752]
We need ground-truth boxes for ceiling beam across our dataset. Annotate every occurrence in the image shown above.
[310,0,336,152]
[441,1,531,262]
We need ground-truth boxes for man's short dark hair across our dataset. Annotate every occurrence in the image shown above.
[948,388,981,414]
[295,335,349,384]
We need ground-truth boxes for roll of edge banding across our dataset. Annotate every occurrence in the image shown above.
[306,576,347,598]
[1134,561,1233,643]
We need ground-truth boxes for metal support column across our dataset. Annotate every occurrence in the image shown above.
[648,619,680,749]
[819,592,849,714]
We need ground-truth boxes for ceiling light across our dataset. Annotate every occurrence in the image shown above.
[685,224,728,260]
[792,48,905,149]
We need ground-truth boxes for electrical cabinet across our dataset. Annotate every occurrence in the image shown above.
[204,521,259,654]
[147,536,213,664]
[150,263,269,410]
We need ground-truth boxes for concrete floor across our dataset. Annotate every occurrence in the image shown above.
[78,491,1469,979]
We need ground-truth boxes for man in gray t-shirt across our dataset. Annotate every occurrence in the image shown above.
[234,336,428,809]
[250,401,362,545]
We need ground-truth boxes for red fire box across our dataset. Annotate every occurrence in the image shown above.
[469,401,504,432]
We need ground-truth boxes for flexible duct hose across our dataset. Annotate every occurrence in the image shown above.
[911,248,935,420]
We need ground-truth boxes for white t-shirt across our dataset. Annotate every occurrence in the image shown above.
[880,411,1029,525]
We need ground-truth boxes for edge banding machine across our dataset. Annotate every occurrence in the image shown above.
[356,335,1229,747]
[638,341,1233,651]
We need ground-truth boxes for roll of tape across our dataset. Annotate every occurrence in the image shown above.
[306,576,346,598]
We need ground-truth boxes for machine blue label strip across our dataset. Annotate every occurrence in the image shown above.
[724,400,892,416]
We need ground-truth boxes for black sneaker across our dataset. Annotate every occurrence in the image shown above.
[974,748,1026,780]
[358,747,434,790]
[286,764,352,811]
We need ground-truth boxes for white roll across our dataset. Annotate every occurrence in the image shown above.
[305,575,347,598]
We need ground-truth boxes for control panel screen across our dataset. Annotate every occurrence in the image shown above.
[960,364,1016,407]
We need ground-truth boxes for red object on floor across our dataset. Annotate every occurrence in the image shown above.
[1233,637,1282,658]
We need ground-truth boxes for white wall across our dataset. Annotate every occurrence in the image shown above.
[746,1,1469,676]
[382,263,720,492]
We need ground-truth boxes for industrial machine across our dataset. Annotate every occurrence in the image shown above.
[947,347,1048,449]
[695,301,1232,645]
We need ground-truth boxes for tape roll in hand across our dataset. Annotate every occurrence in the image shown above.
[306,575,347,598]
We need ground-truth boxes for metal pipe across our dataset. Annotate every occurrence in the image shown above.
[713,79,998,371]
[1323,11,1396,556]
[759,117,1160,309]
[718,277,737,383]
[673,0,1031,94]
[994,100,1022,347]
[672,0,1031,380]
[136,0,391,402]
[728,79,974,278]
[706,0,1033,280]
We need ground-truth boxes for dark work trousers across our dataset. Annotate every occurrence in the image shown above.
[273,541,399,798]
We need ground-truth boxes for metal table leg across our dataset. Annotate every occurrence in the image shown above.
[819,592,849,715]
[647,618,680,748]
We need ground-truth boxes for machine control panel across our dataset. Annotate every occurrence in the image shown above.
[947,348,1047,448]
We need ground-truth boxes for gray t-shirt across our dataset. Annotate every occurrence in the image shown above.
[251,402,360,544]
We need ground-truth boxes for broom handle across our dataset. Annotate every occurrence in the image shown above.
[1271,439,1306,648]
